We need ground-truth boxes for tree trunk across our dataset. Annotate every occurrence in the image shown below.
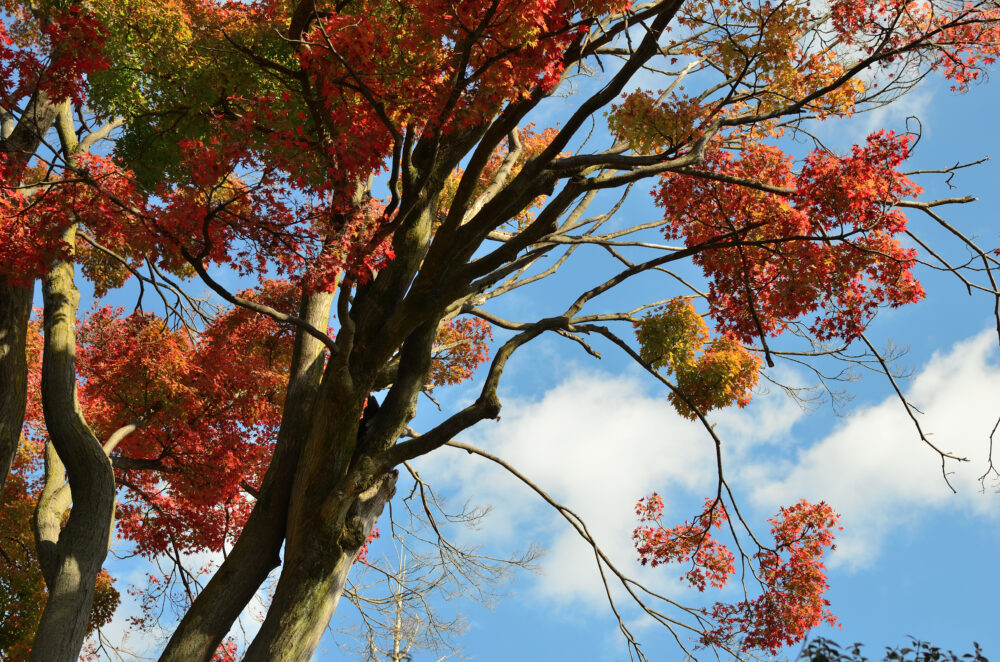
[0,278,31,494]
[240,318,439,661]
[159,290,335,662]
[30,225,116,662]
[242,471,397,662]
[33,440,72,585]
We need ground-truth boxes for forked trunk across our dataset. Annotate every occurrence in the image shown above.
[31,227,116,662]
[242,471,397,662]
[159,291,334,662]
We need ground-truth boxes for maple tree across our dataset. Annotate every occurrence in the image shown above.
[1,0,1000,660]
[634,495,839,654]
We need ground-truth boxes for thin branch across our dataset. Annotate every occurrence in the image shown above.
[859,333,966,491]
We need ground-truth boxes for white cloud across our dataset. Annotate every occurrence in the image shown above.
[415,368,799,610]
[417,330,1000,614]
[856,82,935,138]
[745,330,1000,568]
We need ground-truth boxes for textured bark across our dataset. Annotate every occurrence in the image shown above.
[239,302,440,659]
[0,279,31,495]
[0,91,60,160]
[242,471,397,662]
[159,290,335,662]
[30,226,116,662]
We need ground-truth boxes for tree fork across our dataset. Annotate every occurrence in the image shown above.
[242,470,398,662]
[160,289,335,662]
[33,440,72,586]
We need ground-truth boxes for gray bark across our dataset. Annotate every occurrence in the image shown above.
[242,471,397,662]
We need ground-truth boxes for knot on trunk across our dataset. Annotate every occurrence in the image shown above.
[340,469,398,554]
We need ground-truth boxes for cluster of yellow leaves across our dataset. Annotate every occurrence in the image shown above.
[607,91,704,154]
[678,0,864,118]
[634,298,760,420]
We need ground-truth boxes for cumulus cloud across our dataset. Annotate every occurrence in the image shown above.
[417,330,1000,613]
[745,330,1000,568]
[415,369,793,610]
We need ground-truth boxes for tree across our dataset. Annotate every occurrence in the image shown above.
[1,0,999,660]
[798,637,990,662]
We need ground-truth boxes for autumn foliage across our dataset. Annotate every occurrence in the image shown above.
[654,132,924,343]
[1,0,999,659]
[634,298,760,419]
[635,495,840,654]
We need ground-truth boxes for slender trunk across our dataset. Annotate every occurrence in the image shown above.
[0,278,31,494]
[30,225,116,662]
[242,471,397,662]
[159,290,334,662]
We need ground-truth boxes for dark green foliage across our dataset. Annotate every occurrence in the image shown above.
[799,638,989,662]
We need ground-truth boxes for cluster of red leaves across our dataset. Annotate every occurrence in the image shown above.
[356,525,380,565]
[37,5,110,103]
[237,0,629,202]
[303,197,398,291]
[635,495,840,654]
[655,132,924,343]
[147,125,399,290]
[702,501,840,653]
[634,298,760,419]
[300,0,630,121]
[0,4,108,105]
[633,495,735,592]
[428,318,493,389]
[0,155,40,285]
[1,153,144,287]
[20,317,43,435]
[829,0,1000,91]
[0,145,333,292]
[211,638,240,662]
[152,138,318,279]
[3,0,637,292]
[72,280,296,557]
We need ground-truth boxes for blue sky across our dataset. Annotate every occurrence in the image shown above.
[85,41,1000,662]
